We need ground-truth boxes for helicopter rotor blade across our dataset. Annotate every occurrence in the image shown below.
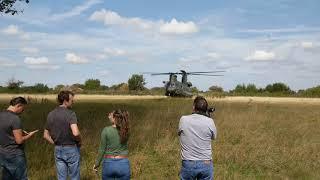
[187,71,226,74]
[150,73,176,75]
[188,73,224,76]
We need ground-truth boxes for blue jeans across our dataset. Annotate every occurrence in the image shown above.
[180,160,213,180]
[54,146,80,180]
[102,158,130,180]
[0,153,27,180]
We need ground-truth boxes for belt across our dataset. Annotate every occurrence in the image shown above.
[104,155,128,159]
[56,144,77,147]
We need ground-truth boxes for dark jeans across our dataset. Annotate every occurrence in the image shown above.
[180,160,213,180]
[102,158,130,180]
[0,153,27,180]
[54,146,80,180]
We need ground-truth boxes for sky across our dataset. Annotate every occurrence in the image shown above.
[0,0,320,91]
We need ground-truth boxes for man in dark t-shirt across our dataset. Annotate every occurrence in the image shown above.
[43,91,81,180]
[0,97,38,180]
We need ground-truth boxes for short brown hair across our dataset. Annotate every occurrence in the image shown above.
[193,96,208,113]
[10,97,28,106]
[57,91,74,105]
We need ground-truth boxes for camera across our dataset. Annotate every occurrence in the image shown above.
[206,107,215,117]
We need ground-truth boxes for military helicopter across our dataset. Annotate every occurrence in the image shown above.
[145,70,224,97]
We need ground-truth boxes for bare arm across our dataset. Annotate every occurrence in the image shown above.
[43,129,54,144]
[70,124,81,143]
[13,129,38,144]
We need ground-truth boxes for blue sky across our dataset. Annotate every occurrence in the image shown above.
[1,0,320,90]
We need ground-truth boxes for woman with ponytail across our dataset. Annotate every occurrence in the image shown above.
[93,109,130,180]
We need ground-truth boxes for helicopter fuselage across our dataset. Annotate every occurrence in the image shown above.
[146,70,224,97]
[163,80,192,97]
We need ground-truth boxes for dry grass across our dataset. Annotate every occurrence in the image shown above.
[209,96,320,104]
[0,94,167,102]
[0,97,319,179]
[2,93,320,104]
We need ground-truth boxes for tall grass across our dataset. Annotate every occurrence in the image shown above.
[0,98,319,179]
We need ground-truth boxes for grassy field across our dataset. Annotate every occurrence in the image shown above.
[0,96,319,179]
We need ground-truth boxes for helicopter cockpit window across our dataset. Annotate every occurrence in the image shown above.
[172,75,177,81]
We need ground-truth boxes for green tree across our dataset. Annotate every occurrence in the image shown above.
[233,84,246,94]
[7,78,23,90]
[84,79,101,90]
[72,83,85,89]
[191,87,199,93]
[0,0,29,15]
[128,74,146,91]
[246,83,258,93]
[54,84,65,91]
[31,83,49,93]
[209,85,223,92]
[300,86,320,97]
[265,82,291,93]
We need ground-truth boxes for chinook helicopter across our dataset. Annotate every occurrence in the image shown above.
[145,70,224,97]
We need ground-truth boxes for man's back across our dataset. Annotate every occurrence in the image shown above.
[179,113,217,160]
[0,110,24,155]
[46,107,78,145]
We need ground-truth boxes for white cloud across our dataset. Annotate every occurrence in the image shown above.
[20,47,39,54]
[20,33,31,40]
[89,9,115,23]
[98,70,110,76]
[95,54,107,60]
[95,48,127,60]
[301,41,314,49]
[245,50,276,61]
[2,25,19,35]
[23,57,60,70]
[24,57,49,65]
[179,57,194,63]
[90,9,153,30]
[104,48,126,56]
[50,0,102,21]
[159,19,199,35]
[90,9,198,35]
[1,25,30,40]
[207,52,220,59]
[26,65,60,70]
[0,59,17,67]
[239,27,320,34]
[65,53,88,64]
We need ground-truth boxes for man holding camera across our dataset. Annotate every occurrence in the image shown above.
[178,96,217,180]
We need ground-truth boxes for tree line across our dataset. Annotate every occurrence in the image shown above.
[1,75,320,97]
[0,75,148,94]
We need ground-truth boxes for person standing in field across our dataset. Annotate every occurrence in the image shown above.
[178,96,217,180]
[43,91,82,180]
[0,97,38,180]
[93,109,130,180]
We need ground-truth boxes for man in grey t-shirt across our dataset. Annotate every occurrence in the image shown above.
[178,96,217,180]
[43,91,82,180]
[0,97,38,180]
